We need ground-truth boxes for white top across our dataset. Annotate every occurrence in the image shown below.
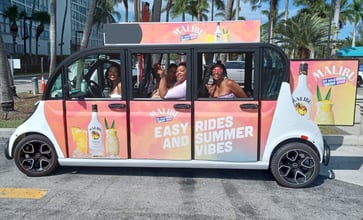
[164,80,186,99]
[109,93,122,98]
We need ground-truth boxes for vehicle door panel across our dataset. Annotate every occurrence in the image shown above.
[65,100,128,158]
[129,101,192,160]
[194,101,259,162]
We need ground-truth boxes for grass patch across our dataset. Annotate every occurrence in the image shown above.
[1,93,42,128]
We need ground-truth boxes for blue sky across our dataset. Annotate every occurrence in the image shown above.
[116,0,354,40]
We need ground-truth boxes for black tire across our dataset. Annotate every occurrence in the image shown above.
[270,142,320,188]
[14,134,59,177]
[357,76,362,87]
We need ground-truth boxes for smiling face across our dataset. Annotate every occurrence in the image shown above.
[176,64,187,82]
[212,66,224,81]
[108,66,119,81]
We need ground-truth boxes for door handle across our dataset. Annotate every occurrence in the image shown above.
[174,104,191,109]
[240,103,259,110]
[108,103,127,109]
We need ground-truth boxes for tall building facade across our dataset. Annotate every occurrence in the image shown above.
[0,0,103,57]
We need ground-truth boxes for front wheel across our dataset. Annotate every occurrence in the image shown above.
[270,142,320,188]
[14,134,59,177]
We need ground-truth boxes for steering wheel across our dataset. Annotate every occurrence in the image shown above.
[88,80,105,98]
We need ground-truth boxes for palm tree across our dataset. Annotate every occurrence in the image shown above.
[94,1,121,29]
[172,0,189,21]
[80,0,97,50]
[260,7,283,43]
[210,0,225,21]
[225,0,234,20]
[294,0,330,18]
[337,0,352,38]
[81,0,123,50]
[0,32,14,112]
[122,0,129,22]
[245,0,279,43]
[267,0,279,43]
[3,5,19,54]
[196,0,209,21]
[163,0,174,22]
[346,0,363,47]
[32,11,50,56]
[274,13,330,58]
[188,0,209,21]
[134,0,140,22]
[331,0,341,55]
[152,0,162,22]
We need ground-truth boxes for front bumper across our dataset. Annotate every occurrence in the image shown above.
[4,139,12,160]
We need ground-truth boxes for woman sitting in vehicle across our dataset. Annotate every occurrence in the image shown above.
[205,63,248,98]
[105,64,122,98]
[157,62,187,99]
[151,63,177,98]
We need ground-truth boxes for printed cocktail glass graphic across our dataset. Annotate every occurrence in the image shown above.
[222,29,230,42]
[106,129,119,156]
[315,86,334,124]
[204,34,214,43]
[71,127,88,155]
[104,119,120,157]
[315,100,335,124]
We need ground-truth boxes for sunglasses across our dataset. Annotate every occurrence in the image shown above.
[212,69,223,74]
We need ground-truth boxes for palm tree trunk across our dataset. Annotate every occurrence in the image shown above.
[152,0,162,22]
[165,0,172,22]
[211,0,214,21]
[134,0,140,22]
[80,0,97,50]
[284,0,288,21]
[0,33,14,111]
[268,0,274,43]
[352,22,357,47]
[235,0,239,20]
[11,30,17,54]
[225,0,234,20]
[331,0,340,56]
[36,38,39,56]
[49,0,57,75]
[197,0,202,21]
[123,0,129,22]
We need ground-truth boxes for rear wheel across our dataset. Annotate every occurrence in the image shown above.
[14,134,59,177]
[270,142,320,188]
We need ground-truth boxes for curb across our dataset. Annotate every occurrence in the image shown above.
[324,135,363,146]
[0,129,15,142]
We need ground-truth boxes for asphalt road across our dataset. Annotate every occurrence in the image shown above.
[1,141,363,219]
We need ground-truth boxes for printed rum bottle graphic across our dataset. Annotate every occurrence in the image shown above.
[214,22,223,43]
[292,63,312,119]
[88,104,104,157]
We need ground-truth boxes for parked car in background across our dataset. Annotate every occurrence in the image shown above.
[226,61,245,84]
[358,64,363,87]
